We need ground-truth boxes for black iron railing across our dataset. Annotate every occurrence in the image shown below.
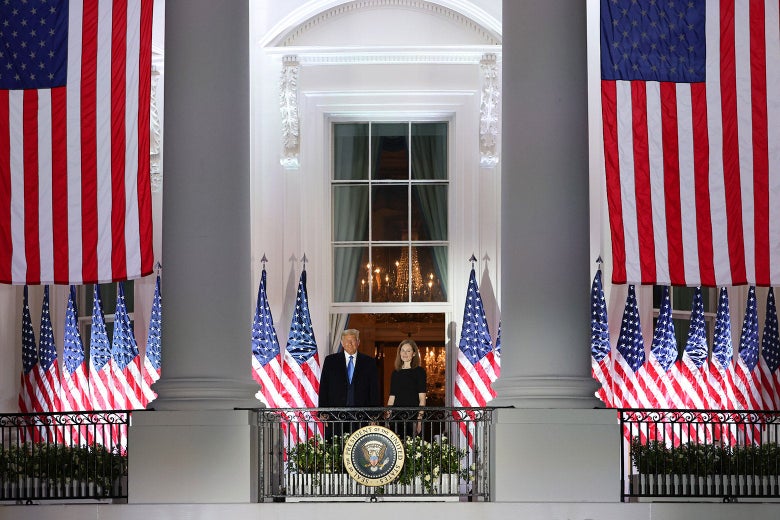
[255,407,493,502]
[0,411,130,503]
[620,409,780,502]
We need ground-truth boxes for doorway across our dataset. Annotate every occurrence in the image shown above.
[333,312,447,406]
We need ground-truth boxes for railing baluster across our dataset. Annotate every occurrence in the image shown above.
[0,411,129,502]
[254,406,492,502]
[621,408,780,502]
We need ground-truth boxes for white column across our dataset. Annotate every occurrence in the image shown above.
[150,0,257,410]
[130,0,258,504]
[495,0,599,409]
[0,286,19,412]
[492,1,620,502]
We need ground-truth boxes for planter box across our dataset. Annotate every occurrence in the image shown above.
[283,473,461,501]
[630,473,777,499]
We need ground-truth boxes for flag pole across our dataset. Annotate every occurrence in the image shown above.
[260,253,279,400]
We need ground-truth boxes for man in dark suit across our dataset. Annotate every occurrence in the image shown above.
[318,329,380,438]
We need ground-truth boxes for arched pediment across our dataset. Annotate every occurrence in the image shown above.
[263,0,501,48]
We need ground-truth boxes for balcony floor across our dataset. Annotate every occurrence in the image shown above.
[0,501,779,520]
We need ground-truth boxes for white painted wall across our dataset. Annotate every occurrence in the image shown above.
[248,0,503,366]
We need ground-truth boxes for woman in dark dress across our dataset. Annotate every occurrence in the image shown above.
[386,339,427,437]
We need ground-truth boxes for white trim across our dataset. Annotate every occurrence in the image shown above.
[264,46,500,65]
[259,0,501,48]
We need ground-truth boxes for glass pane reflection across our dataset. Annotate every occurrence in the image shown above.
[362,246,407,303]
[333,185,368,242]
[371,185,408,241]
[372,123,409,180]
[411,123,447,180]
[411,184,447,241]
[333,246,369,302]
[411,246,447,302]
[334,123,368,180]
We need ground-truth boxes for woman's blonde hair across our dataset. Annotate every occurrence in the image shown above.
[394,338,421,370]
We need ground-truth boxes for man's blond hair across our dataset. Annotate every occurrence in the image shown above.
[341,329,360,341]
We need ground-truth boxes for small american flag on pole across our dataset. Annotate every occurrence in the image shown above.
[612,285,651,410]
[251,264,287,408]
[706,287,738,445]
[62,286,90,412]
[646,286,682,445]
[590,268,613,407]
[89,285,113,410]
[672,288,709,411]
[281,266,322,440]
[18,286,38,415]
[612,285,653,442]
[734,287,763,411]
[110,282,144,410]
[706,287,737,410]
[734,286,763,443]
[35,286,63,441]
[0,0,155,285]
[453,262,495,447]
[140,273,162,407]
[645,286,679,411]
[758,288,780,410]
[61,285,91,445]
[88,284,113,447]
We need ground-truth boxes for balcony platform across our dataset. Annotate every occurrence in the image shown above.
[1,501,780,520]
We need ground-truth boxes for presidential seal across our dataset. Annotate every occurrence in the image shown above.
[343,425,405,487]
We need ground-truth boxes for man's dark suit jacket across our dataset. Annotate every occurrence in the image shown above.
[318,351,380,407]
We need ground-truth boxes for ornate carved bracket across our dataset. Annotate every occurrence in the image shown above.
[479,53,500,168]
[150,69,162,192]
[280,56,300,170]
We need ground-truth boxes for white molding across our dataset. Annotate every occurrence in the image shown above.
[260,0,501,48]
[265,46,500,65]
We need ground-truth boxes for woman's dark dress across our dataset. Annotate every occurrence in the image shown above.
[389,366,426,437]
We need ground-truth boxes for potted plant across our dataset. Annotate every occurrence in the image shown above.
[396,435,469,494]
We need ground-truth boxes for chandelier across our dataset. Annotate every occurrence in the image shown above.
[359,247,442,302]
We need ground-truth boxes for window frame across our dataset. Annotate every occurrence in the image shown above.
[331,120,450,306]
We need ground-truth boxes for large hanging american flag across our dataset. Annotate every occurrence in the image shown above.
[140,273,162,407]
[251,265,287,408]
[111,282,144,410]
[0,0,154,285]
[758,287,780,410]
[453,264,495,447]
[600,0,780,286]
[590,268,613,407]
